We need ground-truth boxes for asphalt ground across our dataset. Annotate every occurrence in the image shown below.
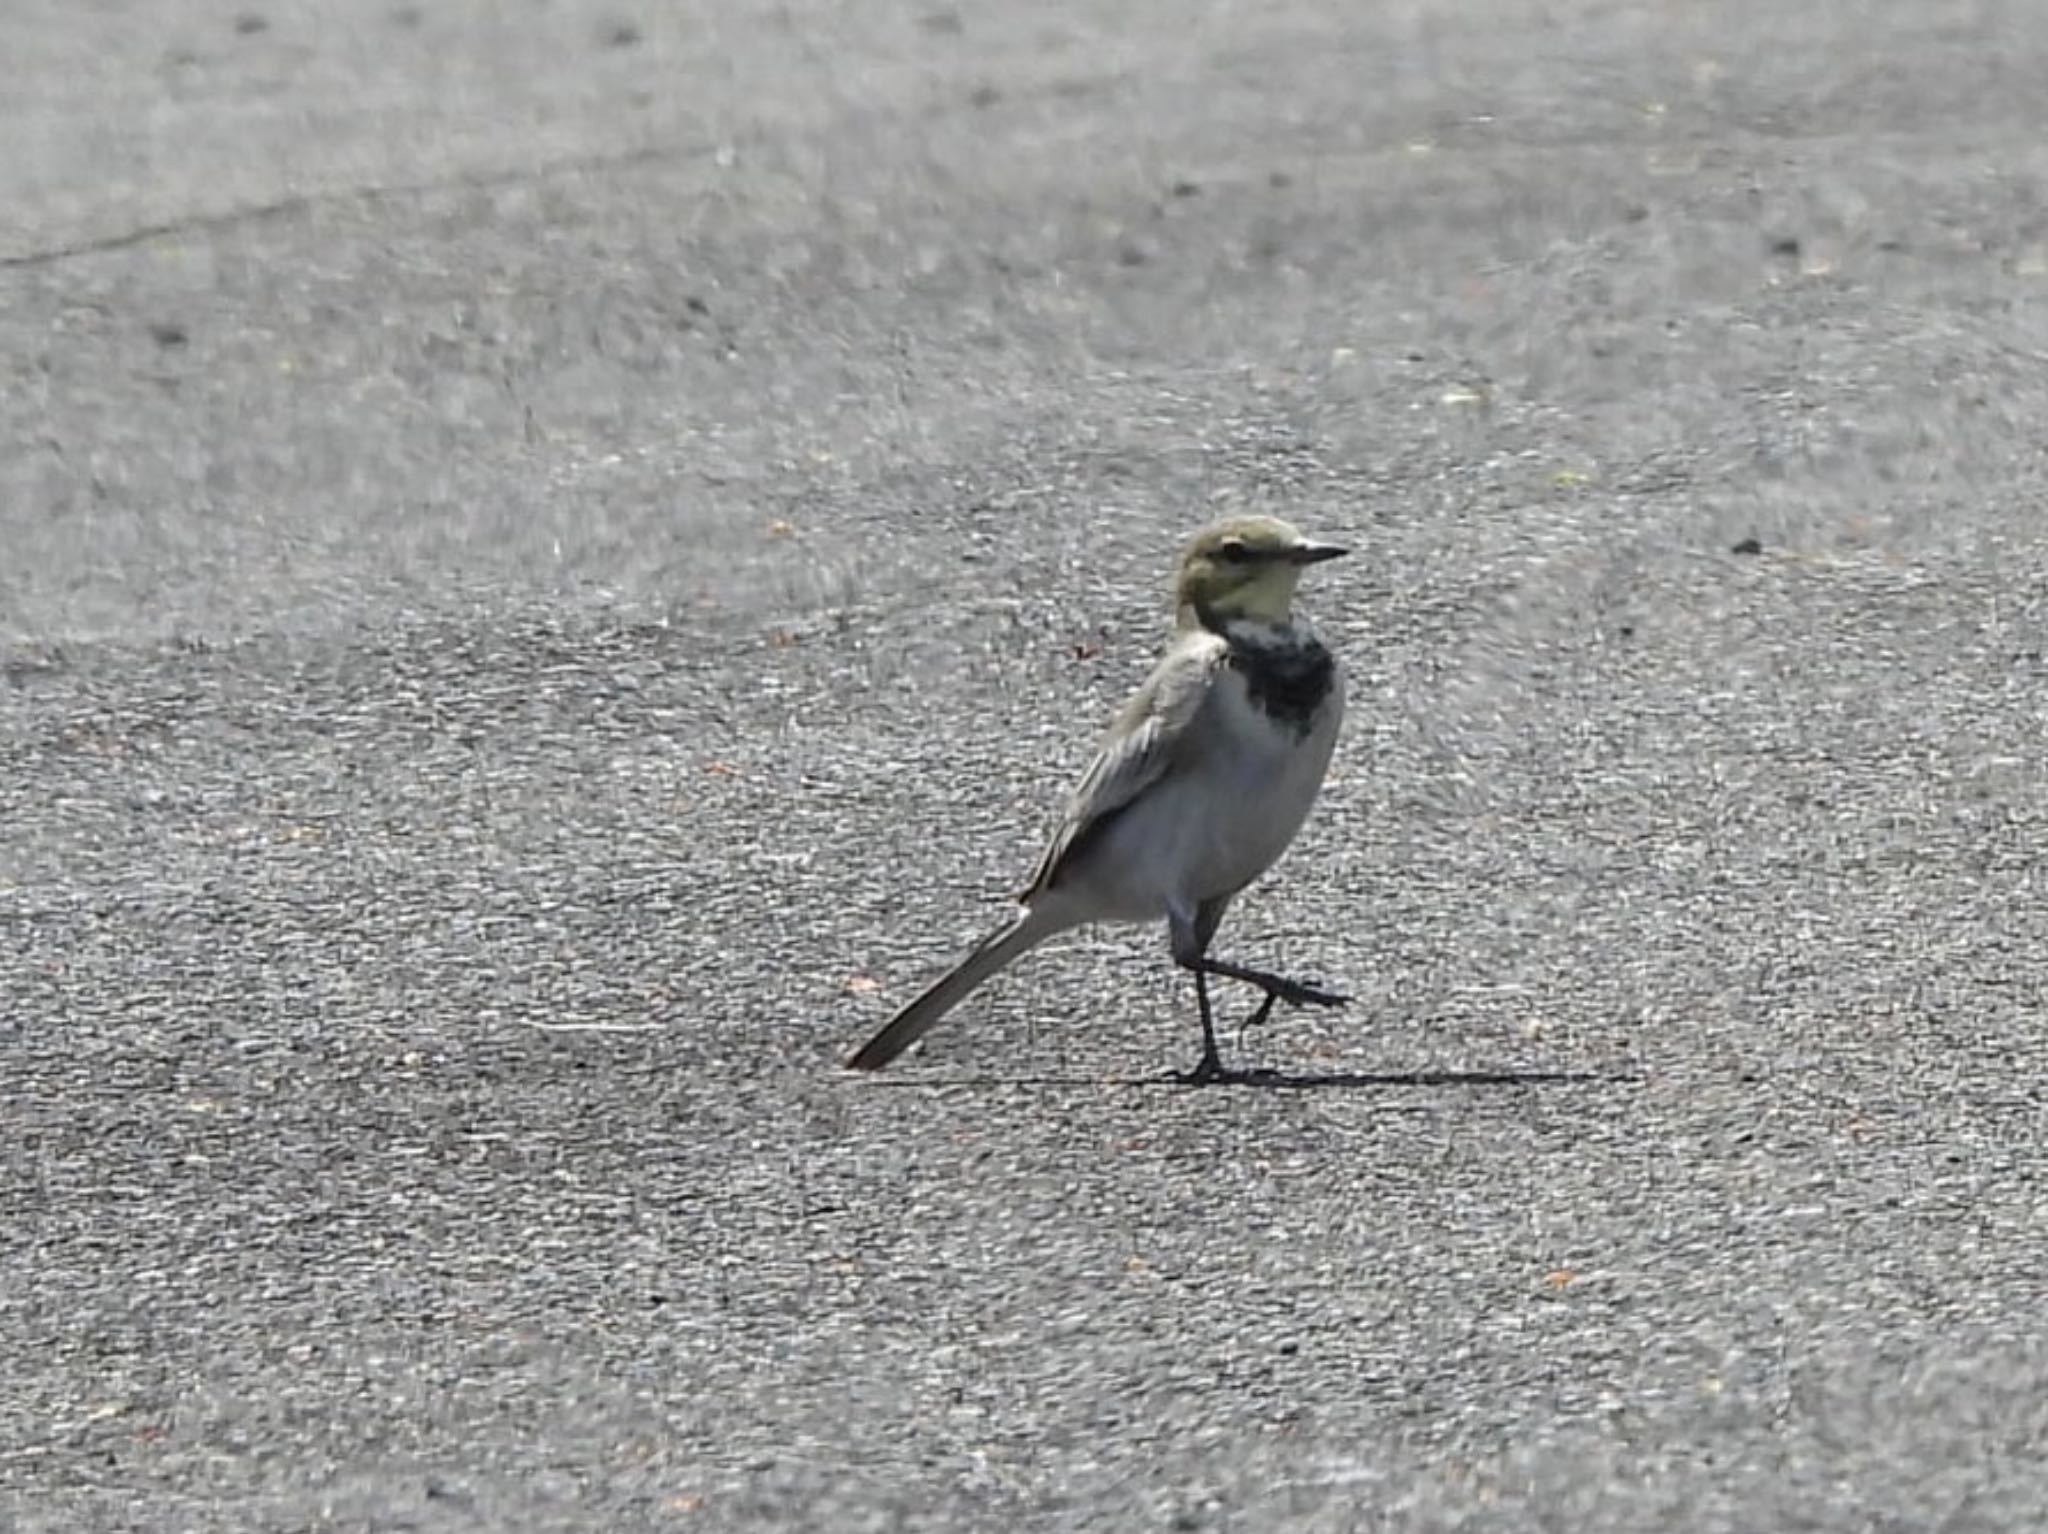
[5,1,2048,1529]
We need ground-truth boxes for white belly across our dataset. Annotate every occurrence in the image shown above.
[1081,664,1342,920]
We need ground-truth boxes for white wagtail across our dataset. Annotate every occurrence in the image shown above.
[846,516,1349,1084]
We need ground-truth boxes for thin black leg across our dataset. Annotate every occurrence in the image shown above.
[1169,895,1341,1084]
[1177,967,1227,1085]
[1199,956,1347,1010]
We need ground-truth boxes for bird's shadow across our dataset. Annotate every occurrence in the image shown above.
[847,1068,1639,1092]
[1177,1067,1638,1092]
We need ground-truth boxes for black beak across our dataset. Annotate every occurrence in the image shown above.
[1289,540,1348,565]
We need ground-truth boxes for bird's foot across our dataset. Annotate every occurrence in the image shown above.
[1234,977,1346,1056]
[1268,977,1347,1009]
[1239,978,1346,1036]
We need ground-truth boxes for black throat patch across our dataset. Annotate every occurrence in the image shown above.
[1210,616,1335,738]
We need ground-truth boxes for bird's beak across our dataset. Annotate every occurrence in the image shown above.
[1288,540,1349,565]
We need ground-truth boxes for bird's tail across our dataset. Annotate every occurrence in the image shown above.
[844,908,1061,1071]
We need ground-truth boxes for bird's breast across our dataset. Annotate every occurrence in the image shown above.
[1219,621,1340,741]
[1176,651,1341,894]
[1047,622,1342,920]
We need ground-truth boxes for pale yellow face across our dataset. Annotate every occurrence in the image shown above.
[1174,515,1347,623]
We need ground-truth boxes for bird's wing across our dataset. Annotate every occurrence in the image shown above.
[1023,631,1228,897]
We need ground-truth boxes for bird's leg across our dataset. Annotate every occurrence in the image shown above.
[1168,909,1231,1084]
[1176,967,1228,1085]
[1170,902,1333,1084]
[1218,960,1341,1058]
[1198,955,1347,1012]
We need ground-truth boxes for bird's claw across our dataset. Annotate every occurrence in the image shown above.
[1270,978,1346,1009]
[1235,976,1345,1052]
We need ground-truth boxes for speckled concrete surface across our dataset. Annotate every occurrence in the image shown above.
[5,2,2048,1529]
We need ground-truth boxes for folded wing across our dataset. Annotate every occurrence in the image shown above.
[1022,633,1228,898]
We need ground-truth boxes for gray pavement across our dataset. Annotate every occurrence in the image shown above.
[5,1,2048,1529]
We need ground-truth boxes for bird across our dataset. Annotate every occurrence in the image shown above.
[845,514,1350,1084]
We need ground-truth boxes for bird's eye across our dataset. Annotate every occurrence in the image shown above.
[1217,539,1251,564]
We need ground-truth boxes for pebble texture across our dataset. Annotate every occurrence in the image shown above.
[5,1,2048,1529]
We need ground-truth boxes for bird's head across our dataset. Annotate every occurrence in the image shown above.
[1173,515,1347,628]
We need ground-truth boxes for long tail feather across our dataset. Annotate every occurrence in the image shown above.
[845,909,1058,1071]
